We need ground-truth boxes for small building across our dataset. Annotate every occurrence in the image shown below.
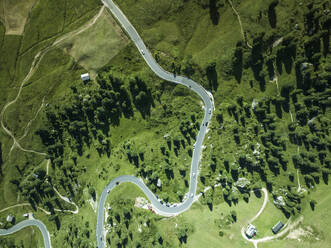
[245,224,257,238]
[6,214,14,223]
[81,73,90,82]
[272,221,284,234]
[23,213,29,218]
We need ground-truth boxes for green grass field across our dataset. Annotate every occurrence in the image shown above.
[262,184,331,248]
[0,0,36,35]
[156,192,264,247]
[0,0,330,247]
[60,8,129,78]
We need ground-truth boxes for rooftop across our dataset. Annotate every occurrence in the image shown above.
[245,224,257,238]
[272,221,284,234]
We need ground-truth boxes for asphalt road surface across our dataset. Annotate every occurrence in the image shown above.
[97,0,214,247]
[0,1,214,247]
[0,219,51,247]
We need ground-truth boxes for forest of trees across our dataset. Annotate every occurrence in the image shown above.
[197,0,331,218]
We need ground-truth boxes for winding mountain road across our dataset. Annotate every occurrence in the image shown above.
[0,1,214,247]
[0,219,51,248]
[97,1,214,246]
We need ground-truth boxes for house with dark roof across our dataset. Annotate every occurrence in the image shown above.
[272,221,284,234]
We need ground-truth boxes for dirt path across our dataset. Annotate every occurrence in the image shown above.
[0,6,104,218]
[0,203,59,216]
[241,187,304,248]
[289,111,302,192]
[254,216,304,247]
[0,203,30,213]
[250,188,268,223]
[0,6,105,159]
[18,97,45,142]
[240,188,268,248]
[52,186,79,214]
[227,0,252,48]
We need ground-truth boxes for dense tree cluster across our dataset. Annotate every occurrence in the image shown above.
[124,113,201,202]
[12,70,153,223]
[199,0,331,218]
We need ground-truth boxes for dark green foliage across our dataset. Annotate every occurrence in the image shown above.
[88,187,96,200]
[206,62,218,91]
[232,42,243,83]
[268,0,279,28]
[129,76,154,118]
[176,222,194,244]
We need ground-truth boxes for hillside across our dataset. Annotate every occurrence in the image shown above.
[0,0,330,247]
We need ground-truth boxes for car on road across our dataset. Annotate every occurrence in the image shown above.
[116,181,120,185]
[208,108,212,114]
[107,189,110,193]
[192,173,196,177]
[205,122,208,126]
[190,193,194,198]
[141,49,145,55]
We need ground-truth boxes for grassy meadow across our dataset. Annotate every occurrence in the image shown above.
[60,8,129,78]
[0,0,330,247]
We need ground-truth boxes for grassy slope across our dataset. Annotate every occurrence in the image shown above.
[0,0,330,247]
[0,0,36,35]
[29,43,203,247]
[0,0,102,210]
[262,184,331,248]
[60,9,129,78]
[113,0,242,70]
[0,1,125,245]
[102,0,331,247]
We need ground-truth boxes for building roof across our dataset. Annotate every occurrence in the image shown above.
[81,73,90,81]
[6,214,14,222]
[245,224,257,238]
[272,221,284,234]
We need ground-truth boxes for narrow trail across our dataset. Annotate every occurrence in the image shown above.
[249,188,268,223]
[0,6,105,159]
[240,188,268,248]
[0,203,30,213]
[227,0,252,48]
[0,203,68,216]
[289,110,302,192]
[18,97,45,142]
[241,188,304,248]
[52,186,79,214]
[0,5,105,233]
